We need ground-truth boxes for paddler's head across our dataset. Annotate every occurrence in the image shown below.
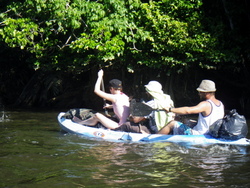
[144,80,163,96]
[109,79,123,92]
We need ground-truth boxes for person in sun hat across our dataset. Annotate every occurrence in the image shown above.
[143,80,175,133]
[104,80,175,134]
[73,69,130,129]
[158,79,224,135]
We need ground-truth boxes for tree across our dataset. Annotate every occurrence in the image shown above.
[202,0,250,114]
[0,0,224,72]
[1,0,249,113]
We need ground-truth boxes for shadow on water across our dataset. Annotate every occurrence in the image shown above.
[1,110,250,187]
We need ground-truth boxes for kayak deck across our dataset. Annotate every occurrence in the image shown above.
[57,112,250,145]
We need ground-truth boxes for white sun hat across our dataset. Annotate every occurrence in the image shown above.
[145,81,162,92]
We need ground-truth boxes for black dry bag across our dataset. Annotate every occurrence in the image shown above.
[209,118,224,138]
[209,109,248,140]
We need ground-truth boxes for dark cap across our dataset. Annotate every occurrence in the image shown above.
[109,79,122,89]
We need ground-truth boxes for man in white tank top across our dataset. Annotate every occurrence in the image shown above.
[158,80,224,135]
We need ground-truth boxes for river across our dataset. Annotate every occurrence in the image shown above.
[1,109,250,188]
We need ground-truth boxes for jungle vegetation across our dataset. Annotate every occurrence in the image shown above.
[0,0,249,116]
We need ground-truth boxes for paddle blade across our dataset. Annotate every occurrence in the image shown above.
[130,99,154,117]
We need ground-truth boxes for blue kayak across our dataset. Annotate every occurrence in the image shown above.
[57,112,250,146]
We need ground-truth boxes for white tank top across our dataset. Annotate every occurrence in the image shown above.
[192,99,224,135]
[112,93,130,125]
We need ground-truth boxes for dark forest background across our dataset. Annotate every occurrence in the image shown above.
[0,0,250,117]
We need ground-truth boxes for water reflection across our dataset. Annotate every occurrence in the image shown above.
[74,142,147,186]
[163,144,250,187]
[57,131,250,187]
[1,110,250,187]
[141,143,185,187]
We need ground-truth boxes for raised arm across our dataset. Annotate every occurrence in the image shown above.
[94,69,116,103]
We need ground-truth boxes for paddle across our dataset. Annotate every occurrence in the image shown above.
[101,77,110,117]
[130,99,166,117]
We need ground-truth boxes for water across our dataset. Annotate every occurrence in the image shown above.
[1,110,250,188]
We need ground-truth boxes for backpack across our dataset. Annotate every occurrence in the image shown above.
[209,109,248,140]
[62,108,96,120]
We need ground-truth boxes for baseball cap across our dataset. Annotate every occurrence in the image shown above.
[109,79,122,89]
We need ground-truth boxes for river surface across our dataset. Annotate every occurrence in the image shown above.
[1,109,250,188]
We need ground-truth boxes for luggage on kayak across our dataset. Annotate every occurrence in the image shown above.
[62,108,96,120]
[209,109,248,140]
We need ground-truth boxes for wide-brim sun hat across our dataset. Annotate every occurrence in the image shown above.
[197,79,216,92]
[145,81,162,92]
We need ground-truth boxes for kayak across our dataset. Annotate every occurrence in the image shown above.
[57,112,250,146]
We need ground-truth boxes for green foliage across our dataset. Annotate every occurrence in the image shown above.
[70,0,151,63]
[139,0,224,69]
[0,0,238,72]
[0,18,40,50]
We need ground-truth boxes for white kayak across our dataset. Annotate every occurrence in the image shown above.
[57,112,250,146]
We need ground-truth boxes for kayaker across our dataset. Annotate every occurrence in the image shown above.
[144,81,175,133]
[158,79,224,135]
[73,69,130,129]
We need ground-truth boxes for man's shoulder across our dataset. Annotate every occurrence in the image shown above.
[114,92,129,98]
[198,100,211,106]
[206,98,223,106]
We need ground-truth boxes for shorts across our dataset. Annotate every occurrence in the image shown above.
[114,122,151,134]
[173,122,193,135]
